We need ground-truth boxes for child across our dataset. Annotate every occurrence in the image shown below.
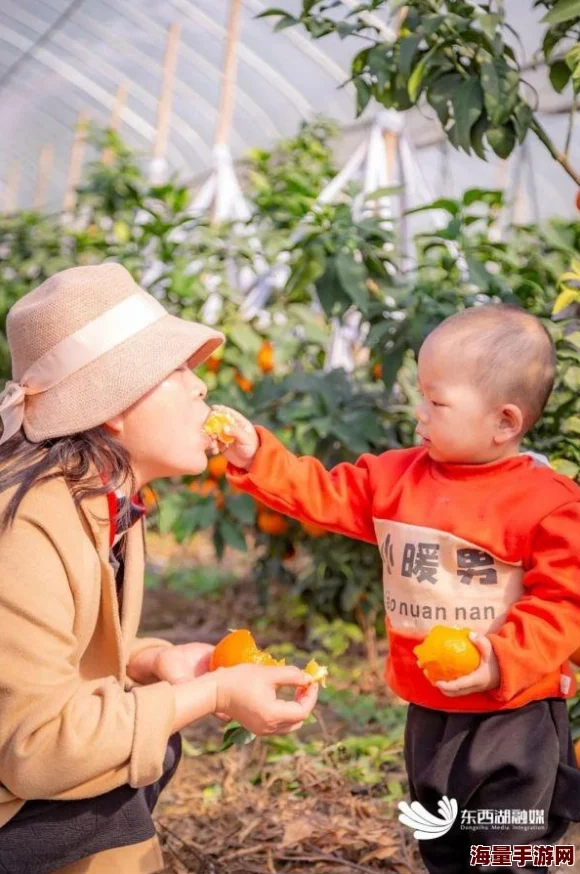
[216,304,580,873]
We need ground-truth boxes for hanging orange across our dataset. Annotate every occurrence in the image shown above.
[575,738,580,767]
[206,354,222,374]
[141,486,158,512]
[257,511,289,536]
[235,371,254,393]
[413,626,480,684]
[576,190,580,211]
[372,362,382,381]
[207,455,228,479]
[257,341,275,374]
[302,520,326,538]
[187,478,224,509]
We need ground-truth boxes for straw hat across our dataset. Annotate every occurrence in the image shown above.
[0,262,224,444]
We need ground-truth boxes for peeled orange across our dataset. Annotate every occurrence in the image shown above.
[209,629,285,671]
[203,409,236,445]
[413,625,480,684]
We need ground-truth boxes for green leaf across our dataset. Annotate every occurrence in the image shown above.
[486,124,516,159]
[466,256,491,290]
[408,44,441,102]
[335,253,368,313]
[219,517,247,552]
[220,722,256,751]
[315,260,351,318]
[427,74,462,125]
[452,78,484,153]
[228,322,260,354]
[355,79,372,116]
[549,60,572,93]
[542,0,580,26]
[399,35,421,77]
[274,14,299,32]
[227,493,256,525]
[470,112,489,159]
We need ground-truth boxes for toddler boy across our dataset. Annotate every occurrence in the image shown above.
[218,305,580,873]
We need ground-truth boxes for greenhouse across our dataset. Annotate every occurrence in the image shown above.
[0,2,580,873]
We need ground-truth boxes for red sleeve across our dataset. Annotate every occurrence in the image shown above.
[488,500,580,703]
[226,426,378,544]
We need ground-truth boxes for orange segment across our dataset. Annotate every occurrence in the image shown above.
[203,409,236,445]
[304,659,328,687]
[413,625,480,684]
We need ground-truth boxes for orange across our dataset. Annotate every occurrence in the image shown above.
[576,190,580,212]
[302,520,326,538]
[209,629,284,671]
[187,478,224,509]
[141,486,158,512]
[372,362,382,381]
[304,659,328,687]
[206,354,222,374]
[235,371,254,393]
[203,409,236,445]
[207,454,228,479]
[575,738,580,767]
[413,625,480,684]
[257,341,274,374]
[257,510,289,536]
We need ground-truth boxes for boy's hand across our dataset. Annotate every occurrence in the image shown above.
[208,405,259,470]
[436,634,500,697]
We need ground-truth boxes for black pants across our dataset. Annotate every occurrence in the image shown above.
[0,734,182,874]
[404,700,580,873]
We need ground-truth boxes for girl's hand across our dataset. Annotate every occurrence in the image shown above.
[436,634,500,697]
[213,663,318,736]
[207,405,259,471]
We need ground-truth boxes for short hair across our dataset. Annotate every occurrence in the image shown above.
[428,305,557,432]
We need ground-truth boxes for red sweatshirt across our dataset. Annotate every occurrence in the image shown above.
[228,427,580,713]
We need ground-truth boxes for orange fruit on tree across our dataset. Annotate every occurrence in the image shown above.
[413,625,480,684]
[207,454,228,479]
[575,738,580,767]
[302,520,326,538]
[235,371,254,393]
[206,354,222,374]
[141,486,158,512]
[257,340,275,374]
[576,190,580,212]
[372,362,382,381]
[257,510,289,536]
[187,478,224,509]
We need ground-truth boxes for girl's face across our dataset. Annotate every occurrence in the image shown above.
[105,364,212,488]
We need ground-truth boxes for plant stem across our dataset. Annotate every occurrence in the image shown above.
[564,100,578,158]
[531,117,580,187]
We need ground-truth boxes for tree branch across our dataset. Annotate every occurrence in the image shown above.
[531,117,580,187]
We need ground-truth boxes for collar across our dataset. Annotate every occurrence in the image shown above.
[106,489,146,548]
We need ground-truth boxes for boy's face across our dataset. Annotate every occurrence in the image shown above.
[415,336,511,464]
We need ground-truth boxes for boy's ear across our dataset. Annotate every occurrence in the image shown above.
[494,403,524,445]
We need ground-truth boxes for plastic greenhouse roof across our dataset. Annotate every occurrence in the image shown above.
[0,0,578,219]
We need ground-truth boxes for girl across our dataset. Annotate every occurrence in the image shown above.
[0,262,317,874]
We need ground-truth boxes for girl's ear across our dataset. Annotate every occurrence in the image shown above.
[494,403,524,445]
[103,413,124,436]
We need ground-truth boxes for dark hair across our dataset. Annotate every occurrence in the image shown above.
[0,426,135,533]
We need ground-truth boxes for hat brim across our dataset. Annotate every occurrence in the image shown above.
[23,314,225,442]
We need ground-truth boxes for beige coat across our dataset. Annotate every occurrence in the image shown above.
[0,472,176,827]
